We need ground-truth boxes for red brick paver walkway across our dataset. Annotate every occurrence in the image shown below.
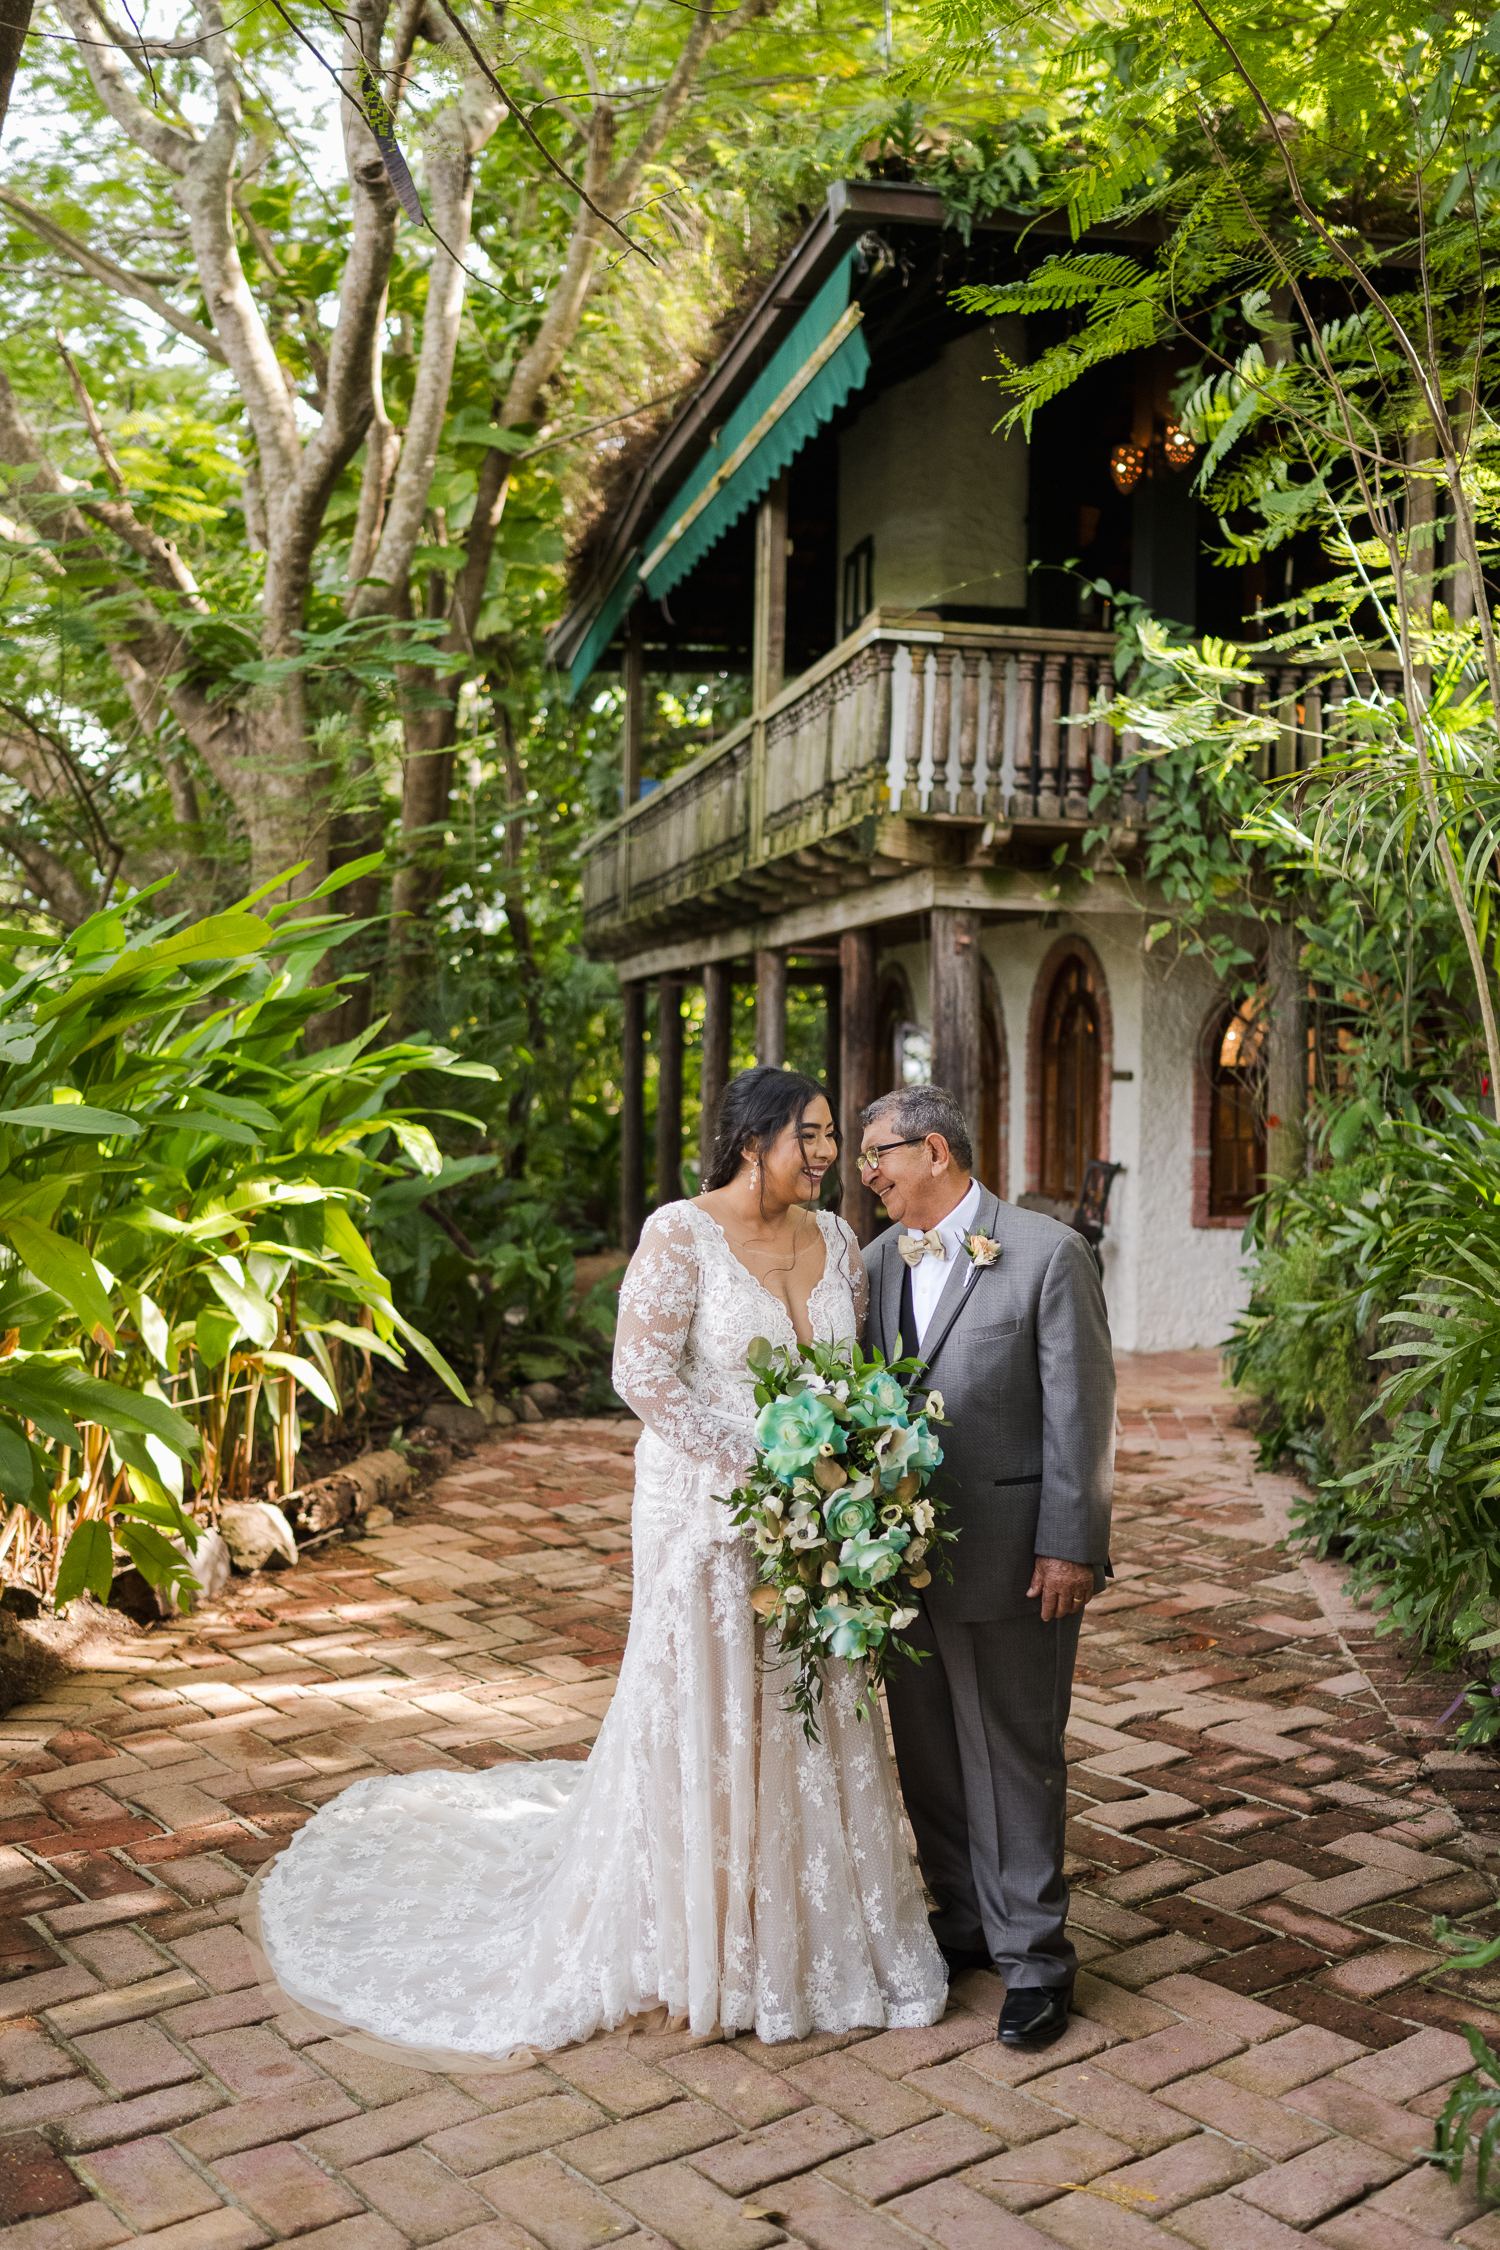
[2,1365,1500,2250]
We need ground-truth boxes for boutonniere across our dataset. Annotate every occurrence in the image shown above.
[961,1230,1001,1269]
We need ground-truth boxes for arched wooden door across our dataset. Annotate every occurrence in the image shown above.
[1040,955,1101,1203]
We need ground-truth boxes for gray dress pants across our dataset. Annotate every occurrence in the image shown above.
[883,1602,1080,1991]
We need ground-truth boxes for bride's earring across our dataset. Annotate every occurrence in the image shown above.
[748,1155,760,1191]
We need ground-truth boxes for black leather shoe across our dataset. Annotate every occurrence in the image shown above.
[938,1944,993,1978]
[998,1982,1073,2047]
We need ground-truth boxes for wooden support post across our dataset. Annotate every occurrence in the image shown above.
[656,978,683,1206]
[823,969,841,1124]
[699,962,733,1182]
[930,908,980,1143]
[752,473,789,712]
[839,928,880,1242]
[621,602,645,808]
[1264,919,1307,1185]
[755,949,787,1068]
[621,980,646,1252]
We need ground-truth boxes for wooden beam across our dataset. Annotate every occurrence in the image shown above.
[699,961,733,1182]
[839,929,880,1242]
[755,948,787,1067]
[621,602,645,808]
[656,978,684,1205]
[601,865,1161,984]
[930,907,980,1145]
[621,980,647,1252]
[752,473,789,712]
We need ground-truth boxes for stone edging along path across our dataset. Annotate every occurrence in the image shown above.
[0,1354,1499,2247]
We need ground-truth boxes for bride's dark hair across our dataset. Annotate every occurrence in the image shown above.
[702,1066,842,1207]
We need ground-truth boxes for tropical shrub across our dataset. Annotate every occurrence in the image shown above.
[0,872,491,1610]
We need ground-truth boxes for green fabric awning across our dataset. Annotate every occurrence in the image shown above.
[640,247,869,601]
[568,559,639,701]
[564,246,869,700]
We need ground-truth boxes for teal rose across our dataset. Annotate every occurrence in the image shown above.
[846,1369,910,1427]
[757,1391,846,1480]
[839,1529,907,1588]
[824,1485,878,1542]
[815,1601,883,1660]
[874,1417,943,1490]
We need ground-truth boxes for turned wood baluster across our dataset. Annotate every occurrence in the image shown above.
[1011,654,1038,815]
[1277,666,1299,777]
[1065,656,1092,818]
[1036,653,1065,819]
[873,641,896,798]
[982,655,1007,821]
[1092,665,1116,786]
[955,650,982,816]
[930,649,955,813]
[899,645,926,812]
[1301,679,1323,771]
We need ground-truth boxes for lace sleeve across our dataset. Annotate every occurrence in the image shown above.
[831,1214,869,1337]
[612,1206,756,1484]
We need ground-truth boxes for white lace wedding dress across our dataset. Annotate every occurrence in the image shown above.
[253,1200,947,2061]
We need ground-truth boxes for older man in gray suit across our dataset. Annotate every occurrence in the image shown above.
[859,1083,1115,2046]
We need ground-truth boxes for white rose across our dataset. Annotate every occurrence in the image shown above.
[889,1606,918,1630]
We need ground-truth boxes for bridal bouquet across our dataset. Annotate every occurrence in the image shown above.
[718,1335,954,1736]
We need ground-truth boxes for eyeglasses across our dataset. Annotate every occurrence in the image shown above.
[856,1136,928,1174]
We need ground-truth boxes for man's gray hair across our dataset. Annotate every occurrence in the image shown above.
[862,1083,974,1173]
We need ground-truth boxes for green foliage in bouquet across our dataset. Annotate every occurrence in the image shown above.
[718,1335,956,1738]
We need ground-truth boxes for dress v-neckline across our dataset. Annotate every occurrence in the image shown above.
[693,1204,831,1351]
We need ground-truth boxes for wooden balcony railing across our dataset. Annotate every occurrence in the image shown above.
[579,608,1384,947]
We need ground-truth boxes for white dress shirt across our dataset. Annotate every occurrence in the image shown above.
[904,1176,982,1346]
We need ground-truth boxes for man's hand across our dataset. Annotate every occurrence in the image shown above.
[1027,1555,1095,1623]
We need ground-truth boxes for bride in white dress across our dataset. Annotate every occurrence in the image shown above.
[252,1067,947,2062]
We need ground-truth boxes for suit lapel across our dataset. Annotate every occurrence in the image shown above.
[879,1235,905,1361]
[907,1186,1003,1382]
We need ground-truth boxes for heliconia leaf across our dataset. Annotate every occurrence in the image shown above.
[0,1103,140,1136]
[55,1518,114,1607]
[6,1218,116,1345]
[259,1350,339,1414]
[207,1258,277,1350]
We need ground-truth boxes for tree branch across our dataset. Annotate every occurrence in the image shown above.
[0,186,228,363]
[51,0,198,172]
[352,76,501,616]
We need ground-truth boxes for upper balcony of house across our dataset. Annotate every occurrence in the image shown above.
[548,181,1343,973]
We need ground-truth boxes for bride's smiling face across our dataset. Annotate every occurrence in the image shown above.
[747,1096,838,1206]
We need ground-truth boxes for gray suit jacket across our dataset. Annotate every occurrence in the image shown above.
[864,1186,1115,1624]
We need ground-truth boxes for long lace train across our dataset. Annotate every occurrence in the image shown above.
[254,1203,947,2059]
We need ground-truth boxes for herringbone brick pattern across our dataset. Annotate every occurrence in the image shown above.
[2,1361,1500,2250]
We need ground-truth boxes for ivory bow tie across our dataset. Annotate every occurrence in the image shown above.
[898,1229,947,1268]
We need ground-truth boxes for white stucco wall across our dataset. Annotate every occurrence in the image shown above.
[873,914,1253,1352]
[838,322,1028,614]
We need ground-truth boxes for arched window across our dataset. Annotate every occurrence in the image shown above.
[978,962,1008,1193]
[876,965,924,1091]
[1208,994,1267,1217]
[1040,955,1101,1202]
